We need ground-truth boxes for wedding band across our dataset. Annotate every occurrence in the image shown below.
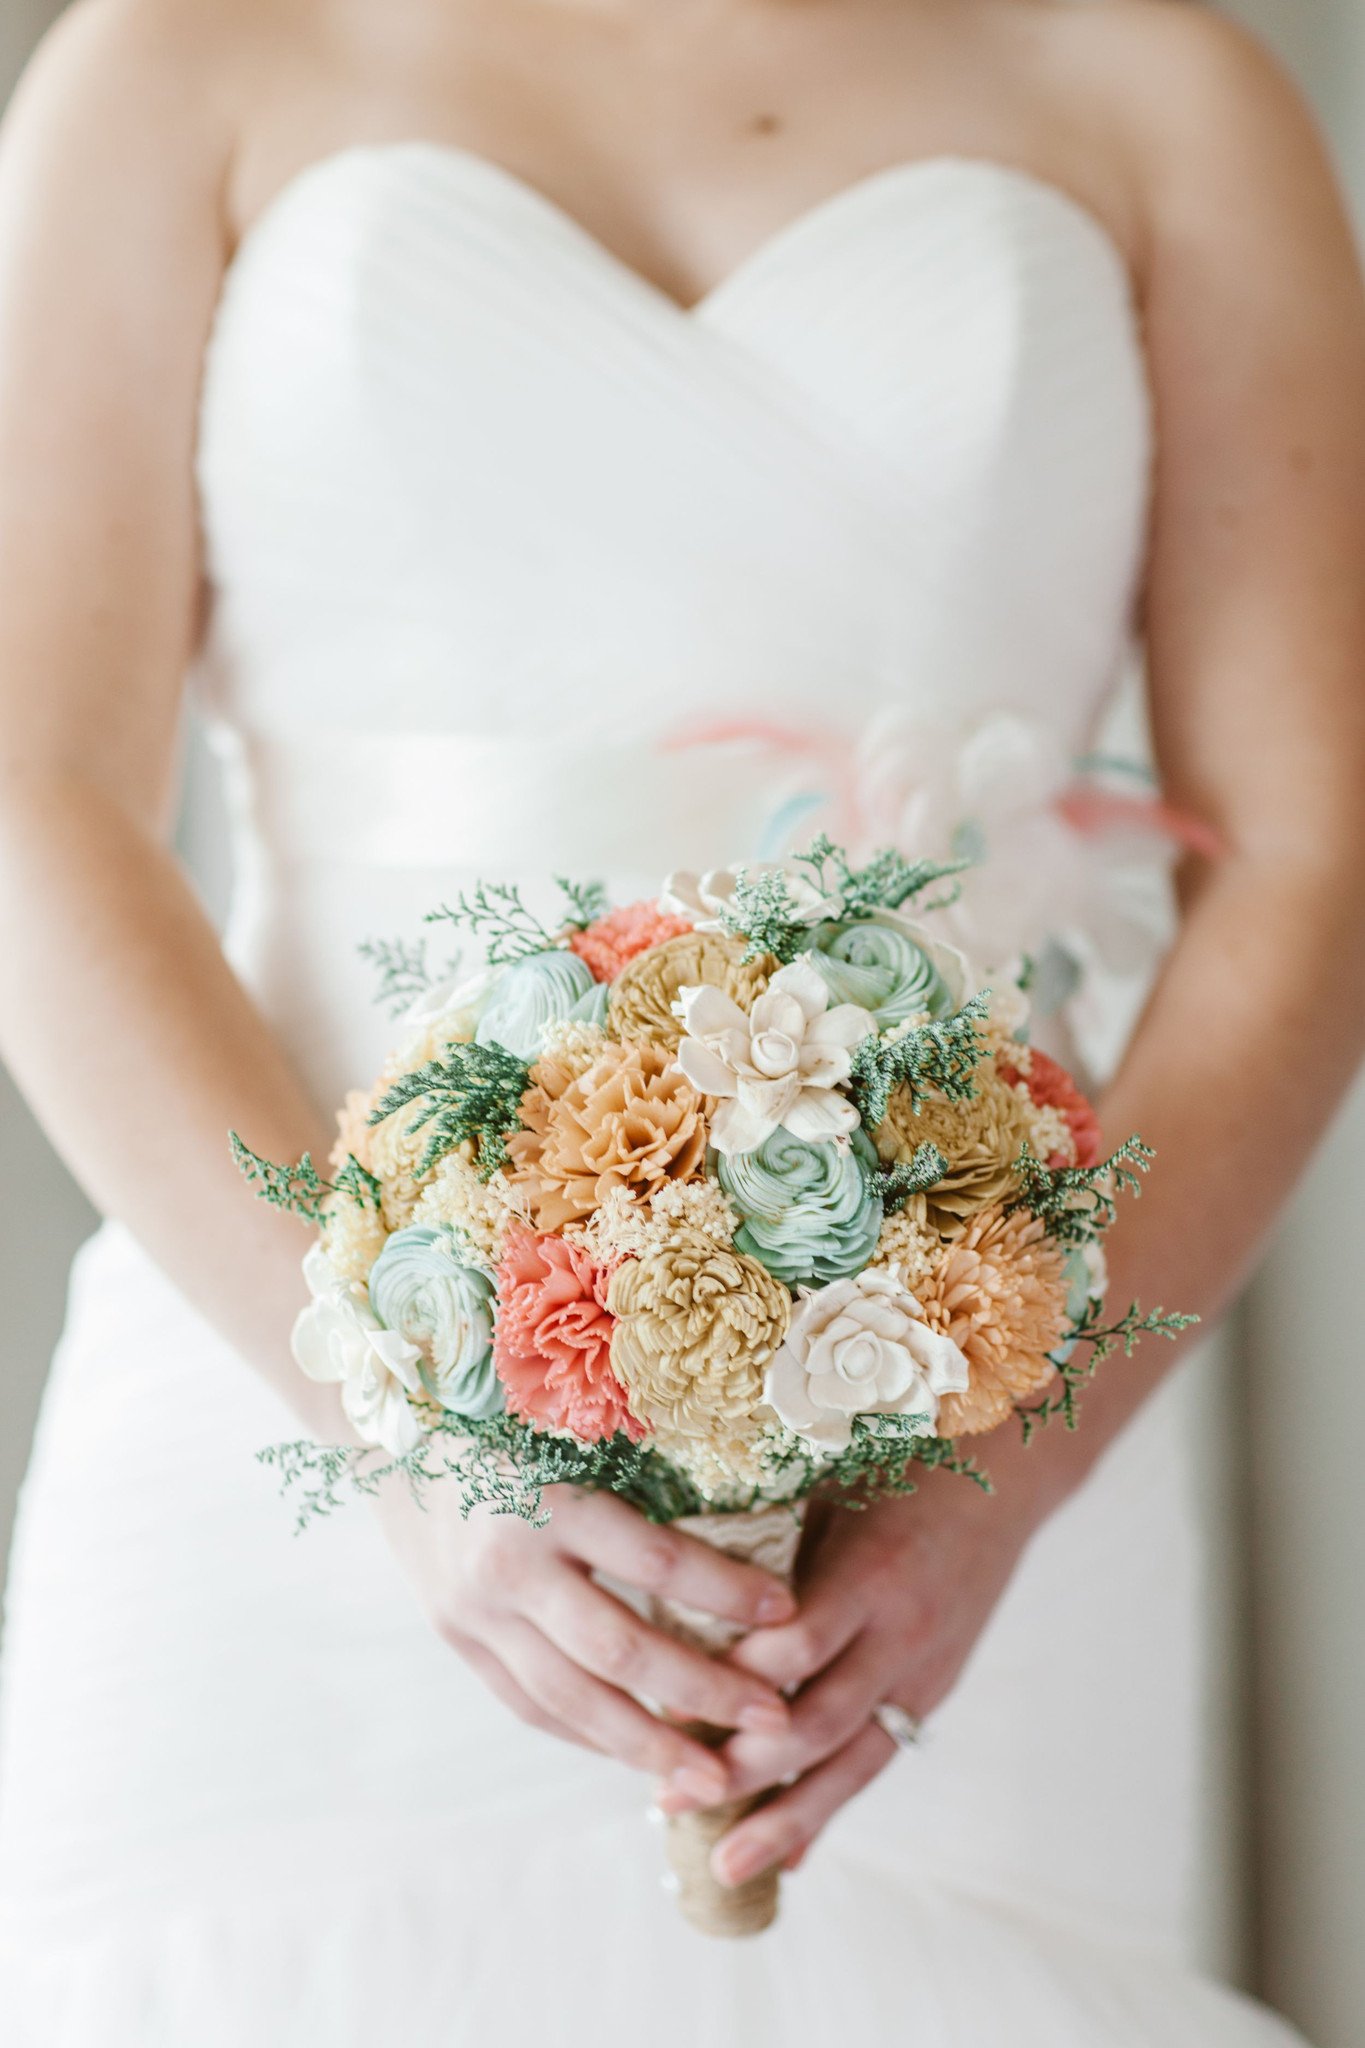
[872,1702,923,1750]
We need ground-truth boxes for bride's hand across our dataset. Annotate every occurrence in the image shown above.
[375,1482,794,1798]
[657,1464,1044,1887]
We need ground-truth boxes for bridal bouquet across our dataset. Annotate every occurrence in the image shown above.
[233,835,1190,1935]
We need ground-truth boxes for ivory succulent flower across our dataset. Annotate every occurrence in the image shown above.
[291,1246,425,1456]
[676,958,875,1155]
[607,1235,790,1470]
[764,1268,969,1453]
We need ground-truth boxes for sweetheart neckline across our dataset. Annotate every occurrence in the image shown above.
[213,138,1144,332]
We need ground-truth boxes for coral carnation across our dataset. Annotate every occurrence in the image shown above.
[568,900,693,982]
[999,1050,1103,1169]
[493,1228,640,1442]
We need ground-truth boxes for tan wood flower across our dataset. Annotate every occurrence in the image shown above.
[913,1203,1071,1436]
[607,930,774,1050]
[874,1062,1034,1238]
[607,1234,791,1472]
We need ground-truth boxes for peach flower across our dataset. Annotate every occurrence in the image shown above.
[506,1040,707,1231]
[492,1228,640,1442]
[999,1050,1103,1169]
[568,900,693,982]
[914,1203,1071,1436]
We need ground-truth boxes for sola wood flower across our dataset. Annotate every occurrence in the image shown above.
[764,1268,969,1453]
[507,1040,707,1231]
[874,1062,1034,1237]
[493,1228,640,1442]
[676,959,875,1156]
[607,1234,790,1469]
[319,1190,389,1287]
[568,899,694,982]
[915,1203,1071,1436]
[335,1075,438,1233]
[998,1049,1103,1169]
[291,1246,425,1456]
[662,860,843,933]
[608,930,772,1050]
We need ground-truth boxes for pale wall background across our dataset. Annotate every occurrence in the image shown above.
[0,3,1363,2042]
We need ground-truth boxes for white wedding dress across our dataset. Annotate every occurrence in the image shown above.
[0,144,1306,2044]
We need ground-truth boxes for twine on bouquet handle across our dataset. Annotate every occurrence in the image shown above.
[645,1504,805,1939]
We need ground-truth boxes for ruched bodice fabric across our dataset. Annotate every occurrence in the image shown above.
[192,145,1153,1104]
[0,144,1305,2046]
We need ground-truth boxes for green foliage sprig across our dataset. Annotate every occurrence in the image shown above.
[261,1405,996,1533]
[229,1135,330,1224]
[865,1140,948,1215]
[332,1153,383,1212]
[1017,1297,1199,1441]
[815,1417,992,1507]
[260,1413,710,1533]
[230,1135,380,1224]
[554,874,610,931]
[718,834,973,963]
[791,833,971,921]
[356,935,442,1018]
[719,868,820,964]
[425,874,607,963]
[848,991,991,1132]
[368,1040,531,1179]
[1010,1135,1155,1247]
[425,882,558,964]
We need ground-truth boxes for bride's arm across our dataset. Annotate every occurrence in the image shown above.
[694,10,1365,1884]
[0,5,335,1424]
[0,4,793,1779]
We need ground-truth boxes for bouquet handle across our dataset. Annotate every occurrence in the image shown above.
[644,1503,805,1938]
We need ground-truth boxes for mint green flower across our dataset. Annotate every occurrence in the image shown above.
[368,1224,502,1419]
[714,1126,884,1288]
[807,914,962,1028]
[475,949,599,1061]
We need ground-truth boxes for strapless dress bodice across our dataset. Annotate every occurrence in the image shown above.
[190,141,1155,1100]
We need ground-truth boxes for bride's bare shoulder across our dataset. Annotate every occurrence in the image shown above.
[1050,1,1350,238]
[0,0,287,243]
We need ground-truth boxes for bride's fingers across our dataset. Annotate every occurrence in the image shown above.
[726,1567,866,1692]
[560,1492,797,1629]
[666,1631,890,1808]
[523,1569,791,1734]
[488,1618,733,1795]
[709,1722,896,1891]
[450,1630,602,1754]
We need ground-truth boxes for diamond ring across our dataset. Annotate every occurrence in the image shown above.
[872,1701,924,1750]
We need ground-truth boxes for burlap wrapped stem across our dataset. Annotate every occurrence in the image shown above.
[645,1504,805,1938]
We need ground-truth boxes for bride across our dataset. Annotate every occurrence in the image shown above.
[1,0,1363,2038]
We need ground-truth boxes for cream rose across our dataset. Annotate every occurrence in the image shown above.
[764,1267,969,1453]
[291,1246,426,1456]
